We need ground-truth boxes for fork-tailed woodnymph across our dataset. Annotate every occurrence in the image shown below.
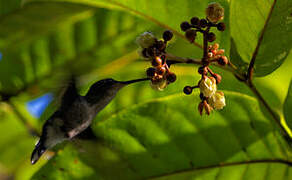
[31,77,149,164]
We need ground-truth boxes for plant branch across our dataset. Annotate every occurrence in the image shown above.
[202,27,211,64]
[165,53,246,80]
[247,0,277,81]
[148,159,292,179]
[245,80,291,142]
[165,53,201,65]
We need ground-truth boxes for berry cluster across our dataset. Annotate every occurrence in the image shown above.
[137,31,176,91]
[180,3,225,44]
[182,2,228,115]
[136,2,228,115]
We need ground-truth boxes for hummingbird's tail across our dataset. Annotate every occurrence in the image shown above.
[31,139,47,165]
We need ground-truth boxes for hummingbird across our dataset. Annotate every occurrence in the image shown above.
[31,77,149,164]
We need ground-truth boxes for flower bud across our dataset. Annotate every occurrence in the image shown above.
[203,100,212,115]
[213,73,222,84]
[213,43,219,50]
[136,32,156,48]
[152,56,163,67]
[206,2,224,23]
[216,49,225,55]
[198,102,204,115]
[208,91,226,110]
[199,77,217,97]
[207,52,213,58]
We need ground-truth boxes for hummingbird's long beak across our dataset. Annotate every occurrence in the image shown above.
[120,77,150,85]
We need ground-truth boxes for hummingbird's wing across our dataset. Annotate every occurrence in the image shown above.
[31,77,79,165]
[59,76,79,111]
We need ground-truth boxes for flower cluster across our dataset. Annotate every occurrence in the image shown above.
[207,43,228,66]
[137,31,176,91]
[181,2,228,115]
[136,2,228,115]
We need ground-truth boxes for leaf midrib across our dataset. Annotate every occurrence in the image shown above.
[148,159,292,179]
[248,0,277,72]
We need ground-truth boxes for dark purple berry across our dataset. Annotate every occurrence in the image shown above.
[166,72,176,83]
[183,86,193,95]
[199,19,208,28]
[217,22,226,31]
[185,29,197,43]
[163,30,173,41]
[217,56,228,65]
[146,67,156,77]
[180,21,191,31]
[207,32,216,42]
[155,40,166,51]
[190,17,200,26]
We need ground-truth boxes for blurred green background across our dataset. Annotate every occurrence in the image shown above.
[0,0,291,179]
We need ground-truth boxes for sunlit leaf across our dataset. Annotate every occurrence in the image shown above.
[32,92,291,179]
[284,80,292,130]
[230,0,292,76]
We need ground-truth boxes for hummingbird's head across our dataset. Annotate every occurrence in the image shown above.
[85,78,149,104]
[87,78,122,93]
[85,78,125,99]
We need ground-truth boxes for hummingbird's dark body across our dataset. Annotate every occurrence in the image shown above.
[31,77,148,164]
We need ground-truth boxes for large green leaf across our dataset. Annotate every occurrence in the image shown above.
[23,0,231,53]
[0,2,94,51]
[284,80,292,130]
[32,92,291,179]
[230,0,292,76]
[0,102,43,176]
[0,8,154,93]
[152,162,292,180]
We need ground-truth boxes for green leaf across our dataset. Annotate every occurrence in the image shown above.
[0,2,94,51]
[0,0,22,16]
[284,80,292,130]
[32,92,291,179]
[23,0,231,53]
[0,8,155,93]
[230,0,292,76]
[0,103,35,172]
[151,162,292,180]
